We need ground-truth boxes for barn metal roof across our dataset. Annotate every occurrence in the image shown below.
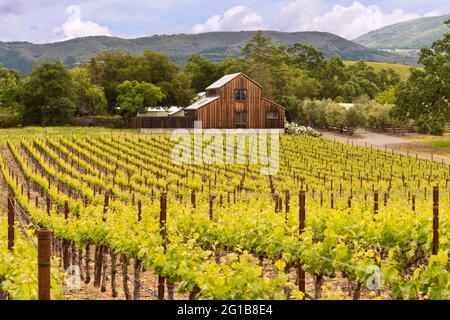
[205,73,242,90]
[185,96,220,110]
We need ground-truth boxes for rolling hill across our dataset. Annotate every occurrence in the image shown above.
[344,61,415,82]
[355,14,450,50]
[0,31,419,74]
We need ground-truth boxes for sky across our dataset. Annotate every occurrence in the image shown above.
[0,0,448,43]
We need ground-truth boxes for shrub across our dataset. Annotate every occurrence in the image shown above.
[285,122,322,137]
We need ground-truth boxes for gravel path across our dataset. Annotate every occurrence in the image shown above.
[320,129,450,164]
[321,130,407,146]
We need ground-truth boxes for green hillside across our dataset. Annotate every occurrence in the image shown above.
[344,61,415,81]
[0,31,418,74]
[355,14,450,50]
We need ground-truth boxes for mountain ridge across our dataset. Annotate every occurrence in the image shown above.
[0,30,419,74]
[355,14,450,50]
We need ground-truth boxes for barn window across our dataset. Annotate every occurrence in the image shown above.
[206,89,219,97]
[234,112,248,127]
[266,111,279,119]
[235,89,247,101]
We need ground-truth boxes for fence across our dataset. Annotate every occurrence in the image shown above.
[138,117,196,129]
[6,194,52,300]
[69,117,139,128]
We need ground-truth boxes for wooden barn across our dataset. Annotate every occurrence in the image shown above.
[184,73,285,129]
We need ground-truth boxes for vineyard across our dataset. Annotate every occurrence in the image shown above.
[0,130,449,300]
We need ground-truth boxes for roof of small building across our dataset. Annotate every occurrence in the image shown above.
[338,103,355,109]
[185,96,220,110]
[144,106,183,114]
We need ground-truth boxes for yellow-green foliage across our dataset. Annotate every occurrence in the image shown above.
[344,61,416,82]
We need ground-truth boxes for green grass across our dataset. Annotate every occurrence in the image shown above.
[425,136,450,151]
[0,126,139,145]
[344,61,415,82]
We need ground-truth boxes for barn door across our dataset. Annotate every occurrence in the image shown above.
[265,111,280,128]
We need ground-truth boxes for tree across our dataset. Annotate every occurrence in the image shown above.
[184,55,225,92]
[325,103,346,132]
[319,57,347,99]
[302,100,328,128]
[0,67,23,127]
[88,51,136,112]
[392,19,450,135]
[116,80,165,118]
[87,50,181,112]
[241,31,286,66]
[375,87,396,105]
[344,62,380,100]
[287,44,326,71]
[158,72,196,107]
[343,107,366,133]
[366,103,392,130]
[21,61,75,125]
[274,67,321,122]
[376,69,400,91]
[71,67,107,116]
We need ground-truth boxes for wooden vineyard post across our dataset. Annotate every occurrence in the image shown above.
[63,201,70,270]
[159,193,167,300]
[432,186,439,255]
[285,191,290,223]
[7,194,14,251]
[298,191,306,298]
[103,193,110,220]
[209,195,214,221]
[330,192,334,209]
[278,197,283,213]
[374,191,379,215]
[412,194,416,212]
[191,190,196,208]
[46,196,51,216]
[94,193,109,288]
[320,191,323,207]
[137,200,142,222]
[37,228,52,300]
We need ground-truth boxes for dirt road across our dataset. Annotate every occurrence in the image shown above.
[320,129,450,164]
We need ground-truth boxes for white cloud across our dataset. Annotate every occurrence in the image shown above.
[52,5,111,41]
[275,0,321,30]
[192,6,263,33]
[0,13,25,41]
[274,1,424,39]
[424,11,441,17]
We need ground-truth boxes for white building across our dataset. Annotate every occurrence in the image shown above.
[137,106,185,117]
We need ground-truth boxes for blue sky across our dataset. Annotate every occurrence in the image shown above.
[0,0,448,43]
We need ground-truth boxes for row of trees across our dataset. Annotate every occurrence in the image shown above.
[0,62,169,125]
[298,99,410,134]
[0,22,448,133]
[0,50,194,125]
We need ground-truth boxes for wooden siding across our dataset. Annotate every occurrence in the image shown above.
[261,98,285,129]
[139,117,196,128]
[196,74,284,129]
